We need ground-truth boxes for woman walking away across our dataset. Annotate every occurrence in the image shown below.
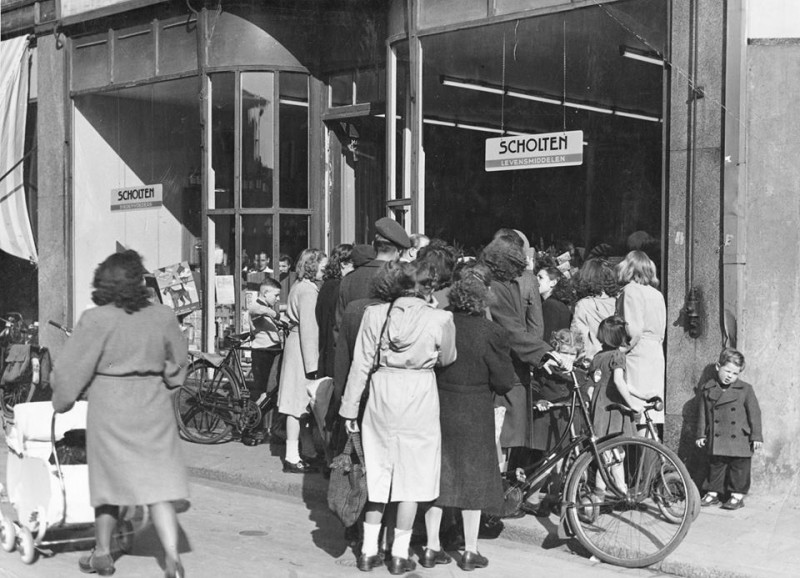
[52,250,189,578]
[339,261,456,575]
[278,248,328,473]
[616,250,666,430]
[424,264,515,572]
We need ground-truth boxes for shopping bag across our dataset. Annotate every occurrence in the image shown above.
[327,431,367,527]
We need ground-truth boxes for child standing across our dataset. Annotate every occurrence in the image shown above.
[696,348,763,510]
[243,278,284,446]
[588,315,648,496]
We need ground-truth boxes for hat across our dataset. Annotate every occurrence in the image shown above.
[351,244,377,267]
[375,217,411,249]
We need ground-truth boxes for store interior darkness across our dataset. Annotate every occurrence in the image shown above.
[419,0,667,255]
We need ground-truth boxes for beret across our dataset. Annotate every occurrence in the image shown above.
[351,244,377,267]
[375,217,410,249]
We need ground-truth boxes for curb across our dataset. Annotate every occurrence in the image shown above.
[185,466,756,578]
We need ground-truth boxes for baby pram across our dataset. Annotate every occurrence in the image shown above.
[0,401,144,564]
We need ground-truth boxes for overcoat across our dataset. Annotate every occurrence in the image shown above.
[541,295,571,344]
[489,273,549,448]
[435,313,514,510]
[334,259,385,341]
[51,304,189,508]
[340,297,456,503]
[315,277,341,378]
[696,378,763,457]
[278,278,321,418]
[616,282,666,424]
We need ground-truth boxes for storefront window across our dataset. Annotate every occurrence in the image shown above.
[211,72,235,209]
[279,73,309,209]
[413,0,666,255]
[72,76,202,315]
[210,215,235,349]
[241,214,275,288]
[279,214,310,263]
[242,72,275,208]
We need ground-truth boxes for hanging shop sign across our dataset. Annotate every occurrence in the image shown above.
[485,130,583,171]
[110,184,163,212]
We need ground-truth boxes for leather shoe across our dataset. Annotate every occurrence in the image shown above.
[420,548,452,568]
[79,551,116,576]
[721,496,745,510]
[282,459,319,474]
[356,553,383,572]
[388,556,416,575]
[459,551,489,571]
[700,494,720,507]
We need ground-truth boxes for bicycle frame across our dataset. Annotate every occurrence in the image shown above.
[517,368,632,502]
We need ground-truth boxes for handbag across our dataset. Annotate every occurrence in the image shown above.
[327,302,395,527]
[327,431,368,527]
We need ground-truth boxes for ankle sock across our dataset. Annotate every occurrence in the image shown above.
[392,529,412,559]
[285,440,301,463]
[362,522,381,557]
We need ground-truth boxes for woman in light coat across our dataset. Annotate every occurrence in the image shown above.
[278,248,327,473]
[339,261,456,575]
[571,258,619,362]
[616,250,667,426]
[52,250,188,578]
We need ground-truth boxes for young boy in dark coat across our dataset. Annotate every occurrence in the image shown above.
[695,348,763,510]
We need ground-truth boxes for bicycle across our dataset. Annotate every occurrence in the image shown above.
[0,315,49,421]
[502,356,697,568]
[173,331,281,444]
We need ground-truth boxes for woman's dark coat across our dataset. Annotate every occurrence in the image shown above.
[435,313,515,510]
[316,277,341,378]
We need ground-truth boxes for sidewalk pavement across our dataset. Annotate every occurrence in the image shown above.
[182,438,798,578]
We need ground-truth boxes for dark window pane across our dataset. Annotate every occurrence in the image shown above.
[330,72,352,107]
[241,72,275,208]
[279,74,309,209]
[280,215,309,266]
[114,27,153,83]
[211,72,235,209]
[356,67,384,104]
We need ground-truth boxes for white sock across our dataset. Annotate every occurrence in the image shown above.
[707,491,718,497]
[362,522,381,557]
[392,529,412,559]
[285,440,301,463]
[731,492,744,500]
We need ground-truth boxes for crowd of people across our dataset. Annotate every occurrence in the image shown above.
[47,221,762,577]
[236,218,679,574]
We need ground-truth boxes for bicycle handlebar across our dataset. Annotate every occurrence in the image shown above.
[48,320,72,335]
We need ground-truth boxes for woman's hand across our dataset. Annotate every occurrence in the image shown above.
[534,400,553,412]
[345,419,360,434]
[696,438,707,448]
[752,440,763,451]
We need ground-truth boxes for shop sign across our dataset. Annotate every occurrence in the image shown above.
[110,184,163,212]
[485,130,583,171]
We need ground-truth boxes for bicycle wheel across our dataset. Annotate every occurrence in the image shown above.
[564,436,693,568]
[174,361,240,444]
[1,381,34,421]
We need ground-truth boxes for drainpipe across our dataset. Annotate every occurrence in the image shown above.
[683,0,703,339]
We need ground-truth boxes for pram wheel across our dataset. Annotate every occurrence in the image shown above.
[0,516,16,552]
[17,526,36,564]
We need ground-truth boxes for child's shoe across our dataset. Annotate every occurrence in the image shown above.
[700,493,720,507]
[721,496,745,510]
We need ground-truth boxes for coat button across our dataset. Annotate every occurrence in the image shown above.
[731,407,736,411]
[731,421,736,425]
[731,434,736,438]
[715,433,720,437]
[714,419,719,424]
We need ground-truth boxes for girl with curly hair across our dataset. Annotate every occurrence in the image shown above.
[278,248,328,473]
[52,250,188,577]
[571,259,619,362]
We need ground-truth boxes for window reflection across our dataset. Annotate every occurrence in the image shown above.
[211,72,235,209]
[279,72,309,209]
[242,72,274,208]
[241,214,275,290]
[279,215,309,267]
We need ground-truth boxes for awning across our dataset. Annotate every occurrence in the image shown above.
[0,35,37,263]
